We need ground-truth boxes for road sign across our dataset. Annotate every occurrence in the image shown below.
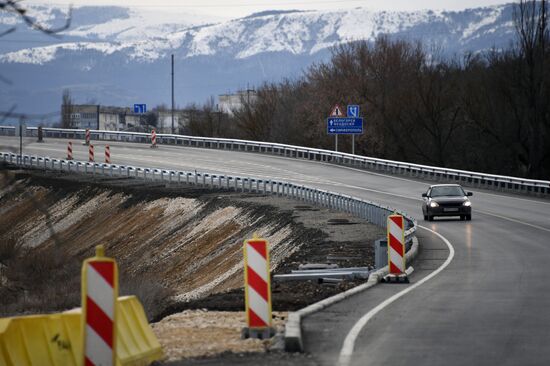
[134,104,147,114]
[347,105,360,118]
[330,104,344,117]
[327,117,363,134]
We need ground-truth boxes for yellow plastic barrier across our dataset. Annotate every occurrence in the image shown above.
[0,296,163,366]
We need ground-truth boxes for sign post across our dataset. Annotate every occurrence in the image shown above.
[327,104,364,153]
[81,245,118,366]
[329,104,344,152]
[384,214,410,283]
[242,234,274,340]
[347,105,360,155]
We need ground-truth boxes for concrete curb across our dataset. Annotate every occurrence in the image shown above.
[284,236,419,352]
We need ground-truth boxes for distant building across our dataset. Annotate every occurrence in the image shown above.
[218,90,257,116]
[61,104,188,133]
[98,106,142,131]
[156,110,183,134]
[63,104,100,129]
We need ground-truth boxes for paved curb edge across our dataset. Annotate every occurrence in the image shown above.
[284,236,419,352]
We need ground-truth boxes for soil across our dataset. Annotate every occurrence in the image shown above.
[0,164,385,363]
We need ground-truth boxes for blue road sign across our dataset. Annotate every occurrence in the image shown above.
[134,104,147,114]
[327,117,363,134]
[347,105,360,118]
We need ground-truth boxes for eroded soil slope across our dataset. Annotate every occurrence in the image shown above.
[0,168,384,322]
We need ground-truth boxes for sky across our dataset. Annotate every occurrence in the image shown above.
[30,0,515,19]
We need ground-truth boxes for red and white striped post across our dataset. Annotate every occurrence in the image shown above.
[150,129,157,148]
[89,144,95,162]
[243,234,274,339]
[67,141,73,160]
[105,145,111,164]
[84,128,91,146]
[81,245,118,366]
[386,214,408,282]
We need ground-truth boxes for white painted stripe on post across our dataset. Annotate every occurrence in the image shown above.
[248,286,270,325]
[389,246,404,272]
[247,245,268,283]
[85,325,113,366]
[87,266,114,319]
[389,220,404,243]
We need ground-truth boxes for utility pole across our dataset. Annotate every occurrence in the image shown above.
[245,83,255,109]
[171,54,175,134]
[19,116,23,161]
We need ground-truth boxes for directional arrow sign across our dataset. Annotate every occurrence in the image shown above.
[326,117,363,134]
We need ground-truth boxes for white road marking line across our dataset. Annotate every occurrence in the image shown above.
[10,141,550,232]
[337,226,455,366]
[476,209,550,233]
[221,148,550,205]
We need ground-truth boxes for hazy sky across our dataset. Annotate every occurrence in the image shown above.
[31,0,515,19]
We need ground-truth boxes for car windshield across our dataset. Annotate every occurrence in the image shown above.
[430,186,465,197]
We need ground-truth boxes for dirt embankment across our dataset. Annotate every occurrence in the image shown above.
[0,167,384,362]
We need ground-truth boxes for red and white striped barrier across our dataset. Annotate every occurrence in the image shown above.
[89,144,94,162]
[67,141,73,160]
[81,245,118,366]
[150,129,157,148]
[387,214,406,275]
[243,235,273,338]
[105,145,111,164]
[85,128,91,146]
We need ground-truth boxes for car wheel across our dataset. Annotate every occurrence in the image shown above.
[424,215,428,221]
[466,214,472,221]
[460,215,465,221]
[428,215,434,221]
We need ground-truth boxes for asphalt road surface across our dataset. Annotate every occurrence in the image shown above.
[2,136,550,365]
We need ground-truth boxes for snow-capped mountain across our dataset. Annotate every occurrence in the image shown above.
[0,3,517,118]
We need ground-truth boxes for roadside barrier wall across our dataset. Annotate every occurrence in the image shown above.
[1,126,548,196]
[0,152,418,241]
[0,296,162,366]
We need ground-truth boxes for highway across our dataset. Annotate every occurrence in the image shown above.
[2,136,550,365]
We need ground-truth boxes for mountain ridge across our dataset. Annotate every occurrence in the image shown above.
[0,3,518,119]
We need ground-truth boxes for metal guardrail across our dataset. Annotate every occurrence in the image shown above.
[1,125,548,196]
[1,152,416,239]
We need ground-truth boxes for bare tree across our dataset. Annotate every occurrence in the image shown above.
[512,0,550,178]
[0,1,72,37]
[61,89,73,128]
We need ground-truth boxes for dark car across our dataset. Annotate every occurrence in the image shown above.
[422,184,473,221]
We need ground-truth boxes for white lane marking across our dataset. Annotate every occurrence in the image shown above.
[477,209,550,233]
[295,157,550,207]
[17,139,550,206]
[12,141,550,232]
[337,226,455,366]
[311,182,550,233]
